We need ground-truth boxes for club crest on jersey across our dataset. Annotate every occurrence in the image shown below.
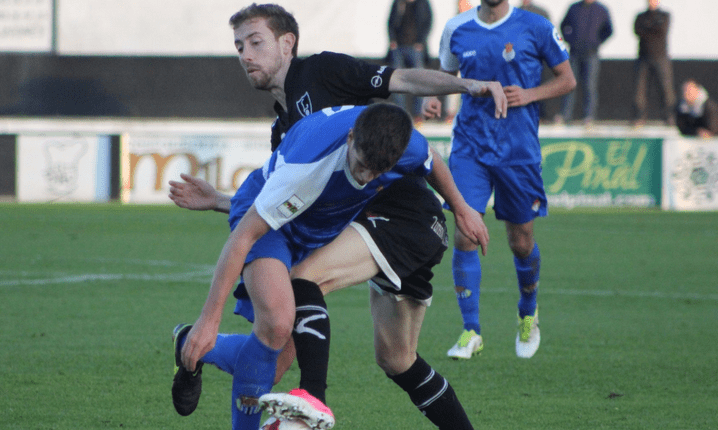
[502,43,515,62]
[296,92,313,117]
[278,195,305,218]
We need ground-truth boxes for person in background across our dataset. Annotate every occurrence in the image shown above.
[556,0,612,127]
[633,0,675,127]
[423,0,576,360]
[387,0,434,123]
[519,0,549,20]
[676,79,718,138]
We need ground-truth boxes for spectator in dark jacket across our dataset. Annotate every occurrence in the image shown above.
[388,0,433,121]
[633,0,675,126]
[676,79,718,138]
[556,0,612,126]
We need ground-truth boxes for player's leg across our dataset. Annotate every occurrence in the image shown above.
[446,155,492,359]
[493,163,546,358]
[371,287,474,430]
[633,58,649,124]
[232,257,294,430]
[259,226,378,429]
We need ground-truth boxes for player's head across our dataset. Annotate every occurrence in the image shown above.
[347,103,413,185]
[229,4,299,90]
[648,0,660,10]
[230,4,299,56]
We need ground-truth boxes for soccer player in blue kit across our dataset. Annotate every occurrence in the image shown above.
[423,0,576,360]
[178,103,488,430]
[169,4,506,429]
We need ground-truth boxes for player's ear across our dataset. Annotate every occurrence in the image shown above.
[280,32,296,56]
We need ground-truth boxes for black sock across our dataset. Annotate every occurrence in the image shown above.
[388,355,474,430]
[292,278,330,404]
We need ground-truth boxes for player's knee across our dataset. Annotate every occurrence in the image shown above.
[509,240,533,258]
[375,348,414,375]
[256,316,294,350]
[454,230,478,252]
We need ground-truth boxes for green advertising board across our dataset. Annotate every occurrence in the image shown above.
[428,136,663,209]
[541,138,662,208]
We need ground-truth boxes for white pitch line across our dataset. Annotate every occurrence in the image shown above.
[3,271,717,302]
[431,285,718,302]
[0,270,213,287]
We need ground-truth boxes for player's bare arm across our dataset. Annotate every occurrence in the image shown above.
[181,205,270,371]
[420,69,507,120]
[389,68,507,112]
[504,60,576,108]
[169,173,232,213]
[425,148,489,256]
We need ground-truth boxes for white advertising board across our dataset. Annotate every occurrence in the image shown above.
[121,133,271,204]
[662,137,718,211]
[0,0,54,52]
[16,135,111,202]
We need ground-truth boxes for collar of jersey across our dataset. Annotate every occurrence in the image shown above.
[475,5,514,30]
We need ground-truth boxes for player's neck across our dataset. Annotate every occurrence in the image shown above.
[478,2,510,24]
[269,60,293,111]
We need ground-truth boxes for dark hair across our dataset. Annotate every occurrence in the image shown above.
[229,3,299,56]
[352,103,413,172]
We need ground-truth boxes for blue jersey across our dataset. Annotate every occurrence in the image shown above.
[233,105,432,251]
[439,6,568,166]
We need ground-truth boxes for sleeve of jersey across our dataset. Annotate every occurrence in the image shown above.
[318,52,394,99]
[253,149,343,231]
[438,11,475,72]
[394,130,433,177]
[542,21,570,67]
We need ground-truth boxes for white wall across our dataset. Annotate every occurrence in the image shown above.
[17,0,718,59]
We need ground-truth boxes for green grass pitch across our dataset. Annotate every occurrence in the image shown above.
[1,204,716,429]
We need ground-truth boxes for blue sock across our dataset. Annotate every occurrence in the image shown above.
[231,332,280,430]
[452,249,481,334]
[177,331,250,375]
[515,243,540,318]
[203,333,250,375]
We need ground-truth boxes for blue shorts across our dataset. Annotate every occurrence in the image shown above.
[447,155,548,224]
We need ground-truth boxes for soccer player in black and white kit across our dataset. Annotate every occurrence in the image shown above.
[169,4,506,429]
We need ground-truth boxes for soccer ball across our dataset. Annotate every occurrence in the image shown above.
[260,416,311,430]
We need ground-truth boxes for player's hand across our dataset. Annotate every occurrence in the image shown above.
[454,205,489,256]
[422,96,442,119]
[504,85,533,108]
[467,80,507,119]
[181,317,219,372]
[169,173,218,211]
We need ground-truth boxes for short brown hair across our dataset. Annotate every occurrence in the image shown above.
[229,3,299,56]
[352,104,413,173]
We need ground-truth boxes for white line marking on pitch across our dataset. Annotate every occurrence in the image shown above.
[3,268,716,302]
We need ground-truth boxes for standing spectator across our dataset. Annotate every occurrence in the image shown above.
[388,0,433,122]
[676,79,718,138]
[557,0,612,126]
[519,0,549,20]
[423,0,576,360]
[633,0,675,126]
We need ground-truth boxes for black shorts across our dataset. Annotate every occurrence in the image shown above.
[353,176,448,304]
